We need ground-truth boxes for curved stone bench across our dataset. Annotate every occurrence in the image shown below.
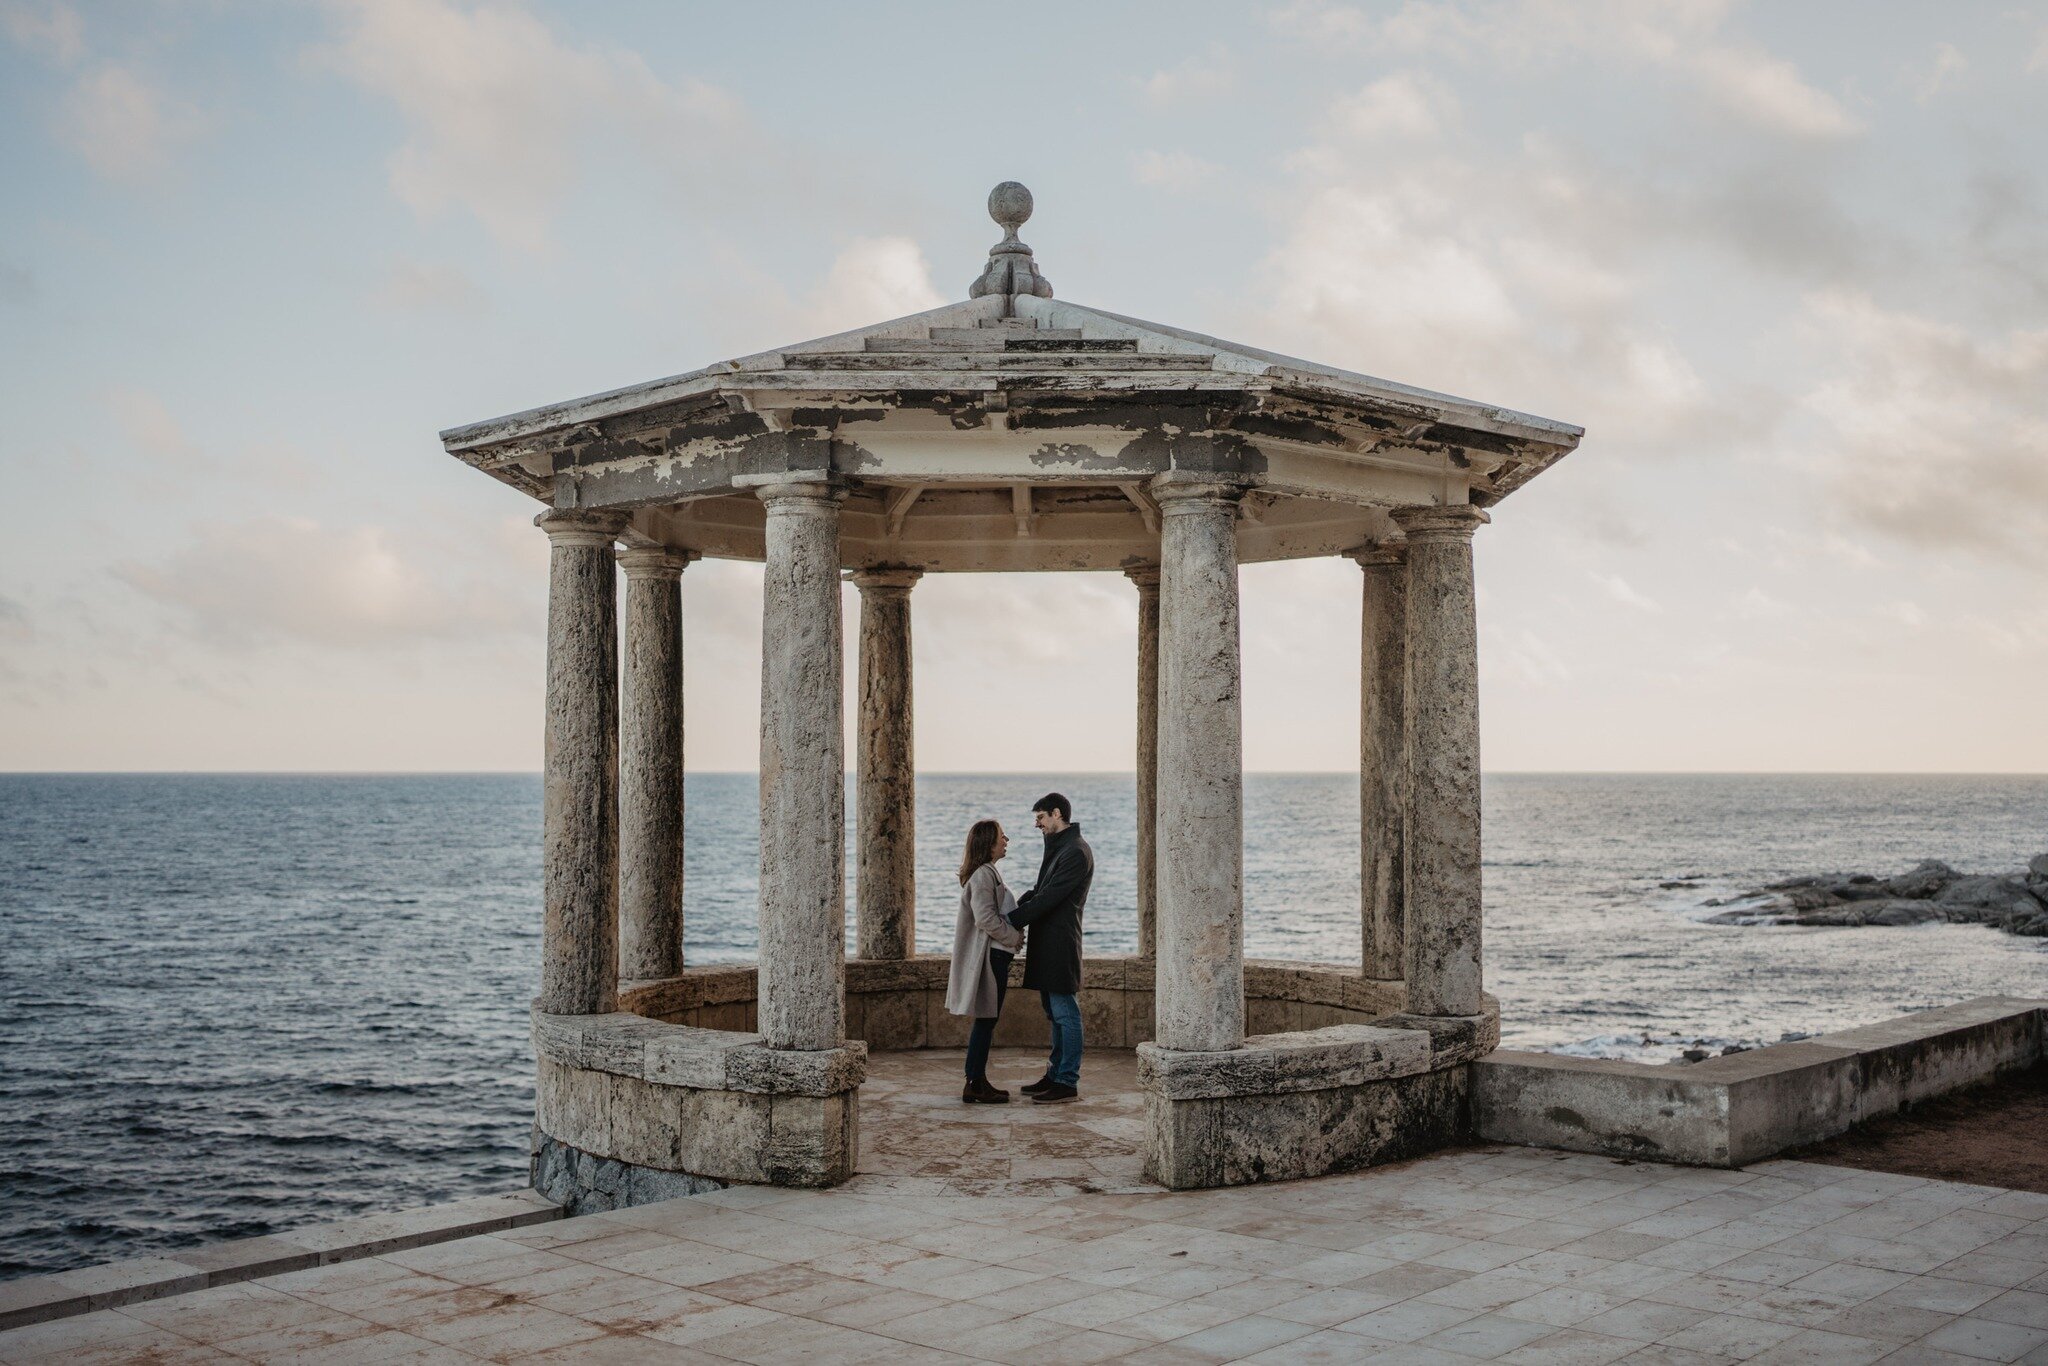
[534,954,1488,1204]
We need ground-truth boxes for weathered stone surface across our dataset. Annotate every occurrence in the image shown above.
[641,1026,762,1089]
[1391,505,1487,1017]
[536,1009,861,1096]
[853,568,920,960]
[1354,544,1407,982]
[1126,565,1161,958]
[532,1131,723,1216]
[537,509,628,1016]
[1138,1023,1433,1100]
[618,549,690,981]
[766,1094,856,1187]
[725,1039,868,1097]
[1375,1008,1501,1066]
[1477,995,2048,1167]
[846,955,947,994]
[1145,1065,1471,1189]
[1153,477,1246,1052]
[756,480,847,1050]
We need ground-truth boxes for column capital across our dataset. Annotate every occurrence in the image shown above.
[1148,471,1249,511]
[1123,564,1161,590]
[743,475,847,510]
[1348,541,1407,569]
[849,566,922,592]
[1390,504,1490,543]
[616,547,697,580]
[535,508,629,548]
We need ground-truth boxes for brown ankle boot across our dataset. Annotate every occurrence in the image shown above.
[962,1078,1011,1104]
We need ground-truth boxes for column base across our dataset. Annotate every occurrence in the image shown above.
[1138,1007,1498,1190]
[532,1011,864,1200]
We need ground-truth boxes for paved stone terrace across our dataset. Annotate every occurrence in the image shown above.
[10,1050,2048,1364]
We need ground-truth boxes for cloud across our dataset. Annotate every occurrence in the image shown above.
[1328,73,1455,140]
[1132,149,1220,191]
[1275,0,1859,140]
[1798,292,2048,570]
[1591,571,1661,613]
[1139,47,1235,105]
[2,0,82,64]
[58,63,203,183]
[317,0,747,253]
[800,236,943,337]
[373,257,488,314]
[0,593,30,642]
[1909,41,1967,103]
[115,515,543,649]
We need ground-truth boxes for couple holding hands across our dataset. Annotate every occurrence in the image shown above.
[943,792,1095,1105]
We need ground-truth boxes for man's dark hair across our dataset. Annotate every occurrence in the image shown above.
[1032,792,1071,822]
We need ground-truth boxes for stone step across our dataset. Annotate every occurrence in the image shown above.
[786,352,1210,371]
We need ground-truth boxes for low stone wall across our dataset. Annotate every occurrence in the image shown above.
[1473,995,2046,1167]
[619,954,1408,1048]
[1138,1009,1498,1189]
[529,1011,864,1210]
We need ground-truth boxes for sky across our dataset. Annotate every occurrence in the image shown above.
[2,0,2044,774]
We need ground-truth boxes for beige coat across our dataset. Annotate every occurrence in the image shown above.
[945,862,1024,1017]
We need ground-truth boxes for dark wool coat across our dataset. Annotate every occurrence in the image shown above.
[1010,823,1094,994]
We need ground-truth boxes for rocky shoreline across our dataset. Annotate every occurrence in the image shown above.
[1700,854,2048,935]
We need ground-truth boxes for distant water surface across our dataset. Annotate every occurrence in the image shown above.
[3,771,2046,1277]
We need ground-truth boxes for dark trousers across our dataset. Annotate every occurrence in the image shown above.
[964,948,1013,1082]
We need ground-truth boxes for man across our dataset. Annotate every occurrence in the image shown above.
[1008,792,1094,1103]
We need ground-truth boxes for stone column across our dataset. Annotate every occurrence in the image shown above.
[1151,479,1245,1052]
[853,568,920,961]
[618,548,691,983]
[1390,504,1489,1017]
[756,480,847,1050]
[1125,566,1161,959]
[1353,544,1407,982]
[536,509,628,1016]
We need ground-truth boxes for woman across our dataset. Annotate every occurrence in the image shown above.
[946,818,1025,1103]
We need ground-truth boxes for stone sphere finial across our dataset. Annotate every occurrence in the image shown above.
[968,180,1054,305]
[988,181,1033,236]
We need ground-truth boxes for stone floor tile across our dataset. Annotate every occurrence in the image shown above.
[1351,1263,1480,1300]
[1268,1249,1402,1286]
[637,1299,784,1346]
[1497,1285,1631,1328]
[1420,1275,1560,1315]
[1240,1327,1410,1363]
[1159,1313,1315,1359]
[692,1312,885,1363]
[1977,1291,2048,1331]
[1785,1262,1913,1304]
[1633,1241,1752,1274]
[1419,1310,1560,1358]
[1743,1327,1892,1364]
[1265,1282,1412,1328]
[1657,1311,1802,1357]
[211,1312,401,1363]
[1880,1279,2008,1315]
[1731,1285,1866,1328]
[0,1308,160,1358]
[1575,1301,1714,1342]
[1099,1296,1249,1343]
[271,1326,481,1364]
[1872,1347,1993,1365]
[1508,1252,1624,1285]
[1817,1300,1959,1343]
[951,1312,1088,1365]
[1611,1347,1737,1366]
[1120,1262,1256,1302]
[1338,1297,1484,1343]
[882,1297,1020,1349]
[1711,1251,1834,1288]
[966,1273,1106,1316]
[1918,1316,2048,1362]
[112,1281,317,1342]
[1496,1328,1647,1365]
[1028,1286,1174,1330]
[16,1324,229,1364]
[600,1239,783,1290]
[1933,1256,2048,1290]
[405,1296,606,1356]
[513,1334,729,1364]
[1427,1241,1547,1274]
[1639,1276,1769,1315]
[805,1286,950,1329]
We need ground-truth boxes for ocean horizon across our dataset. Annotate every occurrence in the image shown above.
[5,770,2048,1277]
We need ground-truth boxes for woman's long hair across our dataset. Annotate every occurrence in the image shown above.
[958,819,1002,887]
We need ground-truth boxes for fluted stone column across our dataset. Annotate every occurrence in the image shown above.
[756,480,847,1050]
[1125,566,1161,960]
[1152,479,1245,1052]
[1390,504,1489,1017]
[618,548,691,983]
[1353,544,1407,982]
[537,509,628,1016]
[853,568,920,961]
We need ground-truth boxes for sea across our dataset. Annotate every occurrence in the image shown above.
[3,771,2046,1278]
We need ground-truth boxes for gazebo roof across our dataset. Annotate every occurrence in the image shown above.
[440,184,1583,572]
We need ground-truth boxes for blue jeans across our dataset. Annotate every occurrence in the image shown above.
[1040,991,1083,1086]
[964,949,1012,1083]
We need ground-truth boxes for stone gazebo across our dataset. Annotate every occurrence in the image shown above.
[440,184,1582,1204]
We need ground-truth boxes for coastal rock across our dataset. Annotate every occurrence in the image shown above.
[1705,856,2048,937]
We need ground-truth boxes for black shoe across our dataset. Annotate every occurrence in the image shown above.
[1032,1083,1079,1104]
[1019,1074,1056,1094]
[962,1079,1011,1104]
